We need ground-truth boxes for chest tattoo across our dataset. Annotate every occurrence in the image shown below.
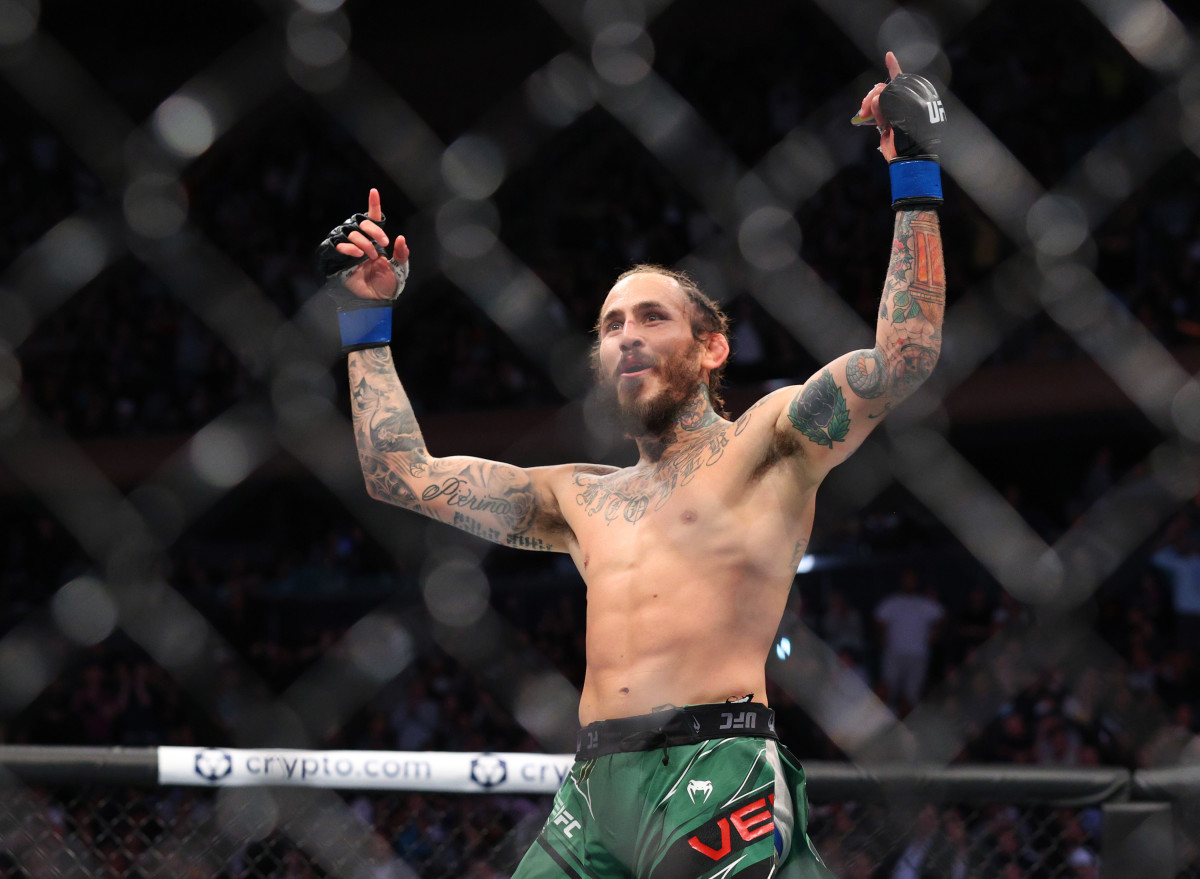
[572,425,730,524]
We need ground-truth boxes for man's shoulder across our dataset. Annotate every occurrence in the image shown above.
[732,386,795,431]
[537,462,623,496]
[532,462,619,479]
[568,463,622,479]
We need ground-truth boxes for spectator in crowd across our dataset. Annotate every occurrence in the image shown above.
[1138,702,1200,768]
[1067,846,1100,879]
[821,589,868,658]
[874,569,945,712]
[881,804,955,879]
[1033,715,1082,766]
[938,809,971,879]
[1151,514,1200,650]
[949,585,997,664]
[985,712,1036,764]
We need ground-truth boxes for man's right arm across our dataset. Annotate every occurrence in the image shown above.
[348,347,569,553]
[323,188,572,553]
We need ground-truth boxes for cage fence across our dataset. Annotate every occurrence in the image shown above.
[0,778,1172,879]
[1,0,1200,876]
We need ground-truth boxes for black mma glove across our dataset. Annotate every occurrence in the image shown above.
[316,212,410,353]
[879,73,945,211]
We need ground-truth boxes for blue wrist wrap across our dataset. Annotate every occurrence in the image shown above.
[337,303,393,352]
[889,158,943,209]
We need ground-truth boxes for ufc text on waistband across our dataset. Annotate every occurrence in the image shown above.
[575,703,777,760]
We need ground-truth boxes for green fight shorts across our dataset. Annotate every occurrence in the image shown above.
[512,703,834,879]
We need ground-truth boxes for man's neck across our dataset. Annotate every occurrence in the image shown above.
[633,384,722,464]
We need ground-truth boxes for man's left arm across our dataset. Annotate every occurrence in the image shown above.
[777,53,946,478]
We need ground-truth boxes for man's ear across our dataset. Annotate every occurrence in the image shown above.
[699,332,730,371]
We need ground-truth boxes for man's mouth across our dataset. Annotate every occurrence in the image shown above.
[617,359,653,379]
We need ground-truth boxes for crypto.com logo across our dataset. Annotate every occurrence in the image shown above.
[194,748,233,783]
[470,754,508,788]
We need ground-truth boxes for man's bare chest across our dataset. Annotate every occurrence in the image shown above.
[568,427,738,527]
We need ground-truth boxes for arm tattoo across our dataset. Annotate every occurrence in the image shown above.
[350,351,432,506]
[420,464,539,536]
[863,210,946,403]
[788,370,850,448]
[349,350,555,549]
[845,348,889,399]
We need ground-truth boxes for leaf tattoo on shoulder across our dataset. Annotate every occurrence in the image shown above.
[788,370,850,448]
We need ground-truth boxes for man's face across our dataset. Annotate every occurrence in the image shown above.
[594,272,705,435]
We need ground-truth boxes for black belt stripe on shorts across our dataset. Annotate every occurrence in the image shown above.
[575,703,777,760]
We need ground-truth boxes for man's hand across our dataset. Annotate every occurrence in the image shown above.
[318,188,411,300]
[853,53,945,211]
[853,52,904,160]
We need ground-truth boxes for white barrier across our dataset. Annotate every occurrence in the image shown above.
[158,746,575,793]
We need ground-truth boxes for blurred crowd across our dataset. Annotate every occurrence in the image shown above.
[5,0,1200,876]
[5,2,1200,436]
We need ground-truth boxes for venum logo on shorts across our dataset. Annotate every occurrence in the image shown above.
[194,748,233,783]
[658,792,777,875]
[687,779,713,804]
[470,755,508,788]
[688,794,775,860]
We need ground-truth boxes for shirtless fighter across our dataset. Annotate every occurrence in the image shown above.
[318,54,945,879]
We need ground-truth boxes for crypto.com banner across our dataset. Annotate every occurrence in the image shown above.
[159,746,574,793]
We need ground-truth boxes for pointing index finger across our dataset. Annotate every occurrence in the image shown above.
[367,187,383,223]
[885,51,902,80]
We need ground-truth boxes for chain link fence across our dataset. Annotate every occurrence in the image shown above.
[0,786,541,879]
[1,766,1173,879]
[3,0,1200,874]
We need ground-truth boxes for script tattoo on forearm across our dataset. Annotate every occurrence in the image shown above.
[348,349,555,550]
[420,460,548,548]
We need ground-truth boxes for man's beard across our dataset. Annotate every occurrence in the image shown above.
[594,347,703,437]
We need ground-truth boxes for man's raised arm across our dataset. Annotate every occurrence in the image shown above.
[776,53,946,477]
[322,190,571,553]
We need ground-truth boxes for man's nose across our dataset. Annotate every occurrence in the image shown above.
[618,326,644,349]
